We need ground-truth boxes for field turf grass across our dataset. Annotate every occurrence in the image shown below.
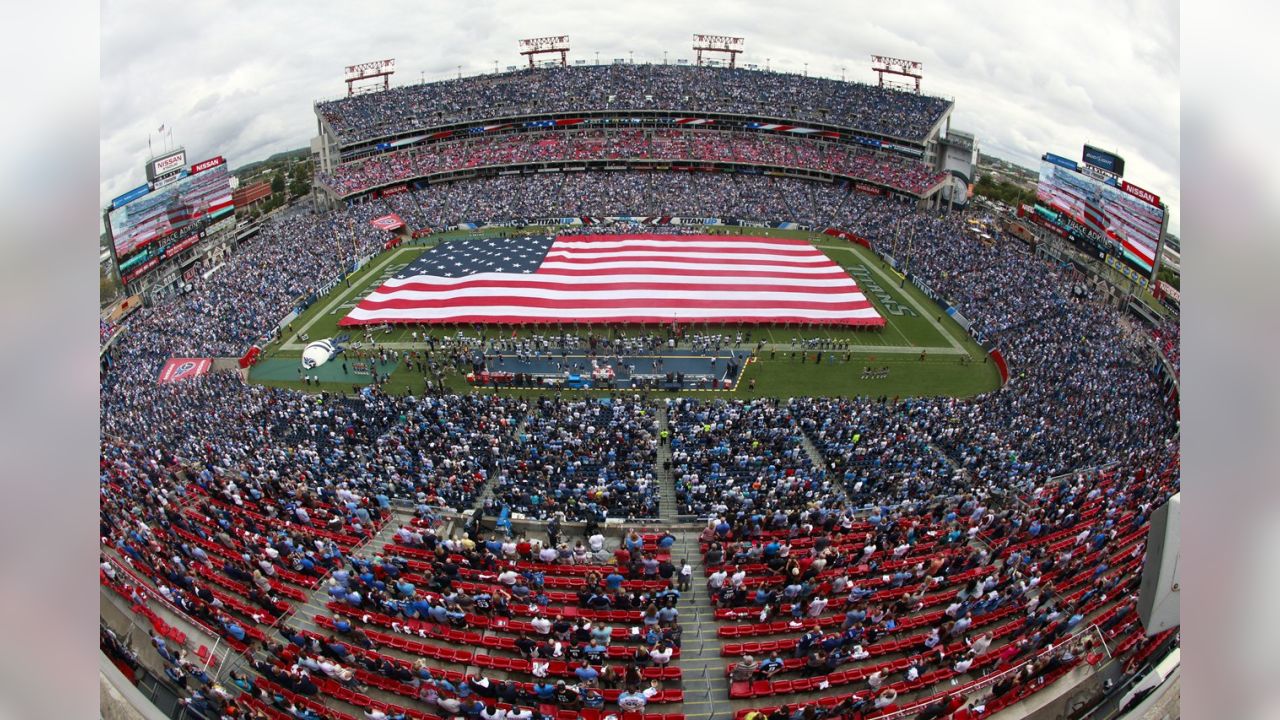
[251,226,1002,400]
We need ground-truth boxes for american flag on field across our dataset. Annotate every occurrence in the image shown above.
[339,233,885,327]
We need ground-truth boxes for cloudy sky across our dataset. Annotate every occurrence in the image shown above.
[100,0,1179,232]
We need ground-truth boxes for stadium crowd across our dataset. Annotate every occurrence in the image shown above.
[317,64,951,144]
[102,169,1176,520]
[1150,318,1180,377]
[101,163,1178,719]
[492,396,661,521]
[357,170,897,230]
[669,398,837,518]
[316,130,946,197]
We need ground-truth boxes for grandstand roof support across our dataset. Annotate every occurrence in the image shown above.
[693,34,744,68]
[871,55,923,93]
[519,36,570,69]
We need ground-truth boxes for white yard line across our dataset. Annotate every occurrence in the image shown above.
[281,247,420,350]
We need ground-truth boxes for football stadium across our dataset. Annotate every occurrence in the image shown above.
[99,30,1181,720]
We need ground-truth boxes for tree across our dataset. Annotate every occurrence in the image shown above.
[271,172,286,195]
[973,174,1035,208]
[100,270,122,307]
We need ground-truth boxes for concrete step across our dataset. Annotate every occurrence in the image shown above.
[654,405,678,522]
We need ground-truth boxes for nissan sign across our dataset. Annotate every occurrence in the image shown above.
[147,148,187,183]
[1120,181,1161,207]
[189,156,225,175]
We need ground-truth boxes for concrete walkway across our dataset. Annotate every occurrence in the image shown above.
[665,528,732,720]
[655,405,679,522]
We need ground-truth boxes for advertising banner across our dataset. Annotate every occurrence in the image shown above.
[147,149,187,183]
[111,184,151,209]
[157,357,212,384]
[1119,180,1161,207]
[1043,153,1080,172]
[881,143,925,158]
[369,214,405,231]
[163,232,202,260]
[912,274,940,303]
[188,156,225,175]
[1082,145,1126,176]
[122,256,160,285]
[1155,280,1180,303]
[821,227,872,249]
[947,307,973,331]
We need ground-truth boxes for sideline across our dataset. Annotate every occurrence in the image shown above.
[280,245,424,349]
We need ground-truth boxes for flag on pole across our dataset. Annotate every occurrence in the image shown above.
[341,233,885,327]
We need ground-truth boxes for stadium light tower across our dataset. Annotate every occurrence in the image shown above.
[693,34,744,68]
[344,59,396,97]
[871,55,923,93]
[518,36,570,69]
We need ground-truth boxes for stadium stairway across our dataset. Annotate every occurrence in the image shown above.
[281,511,479,716]
[928,440,972,485]
[666,528,730,720]
[797,432,851,506]
[655,406,680,522]
[475,415,529,507]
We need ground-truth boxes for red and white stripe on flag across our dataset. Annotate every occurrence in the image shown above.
[341,234,885,327]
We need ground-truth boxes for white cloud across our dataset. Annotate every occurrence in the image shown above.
[100,0,1179,232]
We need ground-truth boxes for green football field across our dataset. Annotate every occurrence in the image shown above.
[250,227,1002,399]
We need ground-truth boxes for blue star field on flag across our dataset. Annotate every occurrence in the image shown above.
[395,235,556,279]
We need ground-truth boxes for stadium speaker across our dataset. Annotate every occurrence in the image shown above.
[1137,493,1180,635]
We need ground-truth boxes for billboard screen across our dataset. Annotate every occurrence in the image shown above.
[1082,145,1125,176]
[1035,156,1164,275]
[108,162,234,282]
